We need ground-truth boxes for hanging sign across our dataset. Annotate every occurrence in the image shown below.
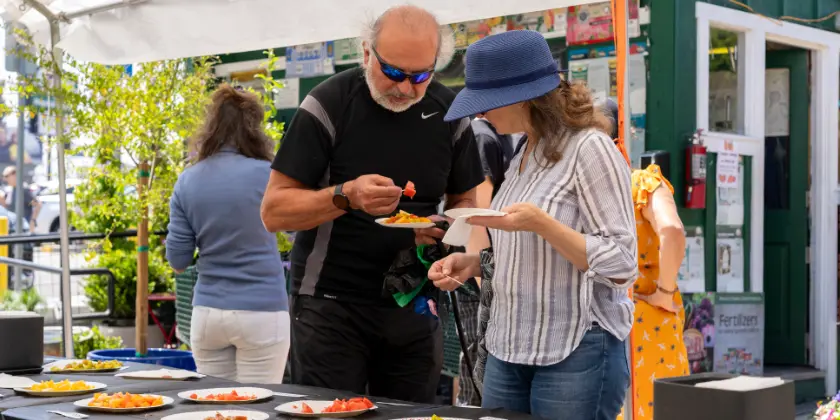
[285,42,335,78]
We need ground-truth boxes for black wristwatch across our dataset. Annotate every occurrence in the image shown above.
[332,183,351,210]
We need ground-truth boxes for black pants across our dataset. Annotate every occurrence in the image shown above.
[290,295,443,403]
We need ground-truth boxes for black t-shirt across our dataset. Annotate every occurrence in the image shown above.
[470,119,516,197]
[7,187,35,221]
[272,68,484,305]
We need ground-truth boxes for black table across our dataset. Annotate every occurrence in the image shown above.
[0,363,530,420]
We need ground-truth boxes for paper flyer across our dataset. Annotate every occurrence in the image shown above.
[678,227,706,293]
[716,226,744,293]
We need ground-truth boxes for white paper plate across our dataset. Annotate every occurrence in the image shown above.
[74,395,174,413]
[375,218,435,229]
[275,400,378,418]
[161,410,269,420]
[444,208,506,219]
[178,387,273,404]
[116,369,205,380]
[44,360,125,374]
[14,381,107,397]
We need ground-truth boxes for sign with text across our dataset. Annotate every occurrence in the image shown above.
[713,293,764,376]
[285,42,335,78]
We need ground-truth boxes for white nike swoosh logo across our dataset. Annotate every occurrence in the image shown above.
[421,112,439,119]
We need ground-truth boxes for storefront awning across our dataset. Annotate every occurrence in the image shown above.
[3,0,600,65]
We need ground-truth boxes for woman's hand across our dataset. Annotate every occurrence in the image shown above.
[428,253,481,291]
[467,203,550,233]
[636,289,679,314]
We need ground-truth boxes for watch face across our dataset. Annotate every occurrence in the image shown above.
[332,194,350,210]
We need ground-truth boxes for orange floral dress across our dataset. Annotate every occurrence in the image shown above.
[618,164,690,420]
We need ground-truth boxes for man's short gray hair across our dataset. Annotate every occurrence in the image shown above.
[358,6,455,71]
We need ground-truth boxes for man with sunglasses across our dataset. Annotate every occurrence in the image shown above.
[262,5,484,404]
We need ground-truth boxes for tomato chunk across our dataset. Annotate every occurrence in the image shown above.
[404,181,416,199]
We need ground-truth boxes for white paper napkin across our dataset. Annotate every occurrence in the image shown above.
[0,373,36,389]
[115,368,204,379]
[694,376,785,392]
[441,208,506,247]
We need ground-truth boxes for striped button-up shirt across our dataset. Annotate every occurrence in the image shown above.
[486,129,637,366]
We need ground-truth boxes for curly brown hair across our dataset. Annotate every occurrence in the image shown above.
[526,79,613,165]
[191,84,273,162]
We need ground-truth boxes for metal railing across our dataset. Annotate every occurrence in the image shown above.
[0,256,115,320]
[0,229,169,356]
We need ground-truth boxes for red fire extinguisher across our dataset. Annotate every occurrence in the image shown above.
[685,132,706,209]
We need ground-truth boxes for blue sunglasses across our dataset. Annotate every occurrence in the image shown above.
[371,46,435,84]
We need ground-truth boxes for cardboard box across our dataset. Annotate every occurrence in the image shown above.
[654,373,795,420]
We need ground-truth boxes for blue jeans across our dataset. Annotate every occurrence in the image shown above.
[481,326,629,420]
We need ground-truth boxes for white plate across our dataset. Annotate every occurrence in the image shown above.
[443,208,507,219]
[178,387,273,404]
[14,381,107,397]
[74,395,174,413]
[116,369,205,380]
[375,218,435,229]
[161,410,270,420]
[44,360,125,374]
[274,400,378,418]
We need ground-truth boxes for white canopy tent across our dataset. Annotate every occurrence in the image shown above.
[3,1,634,415]
[5,0,604,65]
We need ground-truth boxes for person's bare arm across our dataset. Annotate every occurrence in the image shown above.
[444,185,478,210]
[261,171,403,233]
[641,186,685,291]
[261,171,345,232]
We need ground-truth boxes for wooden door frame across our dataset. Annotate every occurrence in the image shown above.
[696,2,840,393]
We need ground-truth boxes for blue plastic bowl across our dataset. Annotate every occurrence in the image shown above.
[87,349,197,371]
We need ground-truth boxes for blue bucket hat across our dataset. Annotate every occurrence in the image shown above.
[444,30,561,122]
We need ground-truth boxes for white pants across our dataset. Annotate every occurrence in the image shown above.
[190,306,290,384]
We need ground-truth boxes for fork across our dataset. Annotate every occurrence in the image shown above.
[48,411,88,419]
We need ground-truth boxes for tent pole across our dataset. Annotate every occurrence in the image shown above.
[24,0,73,359]
[610,0,633,418]
[49,17,74,360]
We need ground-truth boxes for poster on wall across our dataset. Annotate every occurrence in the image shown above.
[566,0,640,46]
[333,38,360,63]
[678,227,706,293]
[683,292,716,374]
[716,226,745,293]
[716,159,744,226]
[713,293,764,376]
[273,78,300,110]
[285,41,335,78]
[765,68,790,137]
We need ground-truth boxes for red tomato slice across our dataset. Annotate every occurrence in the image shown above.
[301,403,314,414]
[404,181,416,199]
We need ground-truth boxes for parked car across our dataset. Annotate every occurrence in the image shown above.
[34,182,136,235]
[33,179,82,235]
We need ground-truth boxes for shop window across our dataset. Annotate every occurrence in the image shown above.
[708,28,744,135]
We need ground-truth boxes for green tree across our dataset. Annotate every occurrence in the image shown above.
[12,40,290,319]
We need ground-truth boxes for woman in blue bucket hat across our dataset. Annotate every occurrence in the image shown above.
[429,30,636,419]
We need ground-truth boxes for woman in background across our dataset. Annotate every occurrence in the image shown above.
[166,84,290,384]
[605,99,690,420]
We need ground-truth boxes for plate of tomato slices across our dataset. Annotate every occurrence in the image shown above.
[178,387,273,404]
[275,397,377,418]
